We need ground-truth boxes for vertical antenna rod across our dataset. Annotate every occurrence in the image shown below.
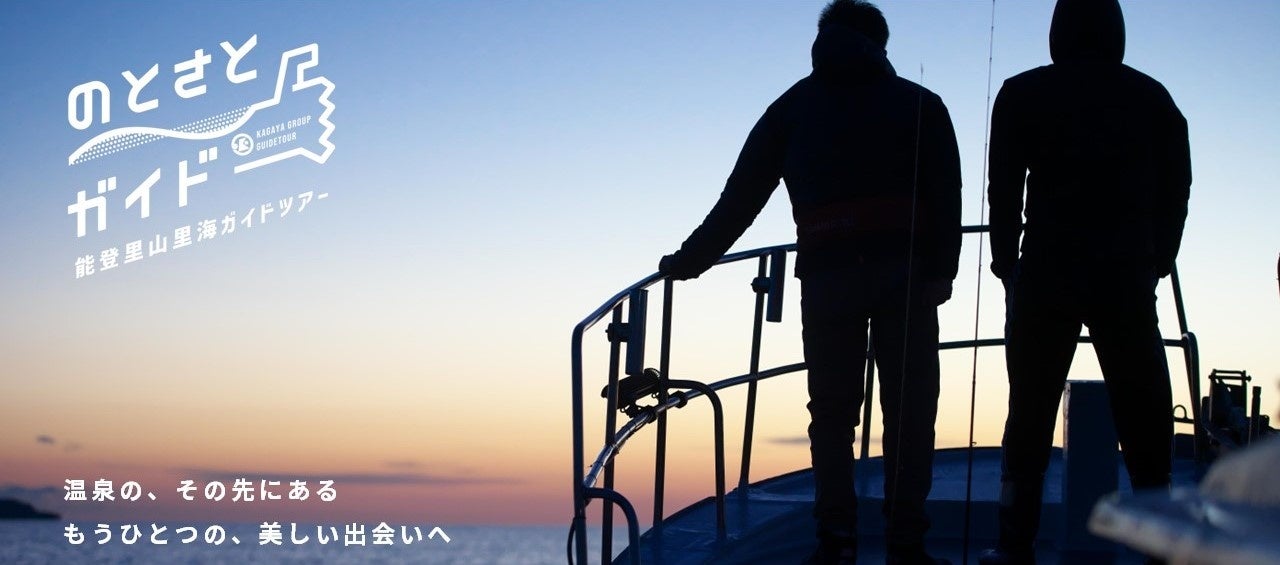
[963,2,998,563]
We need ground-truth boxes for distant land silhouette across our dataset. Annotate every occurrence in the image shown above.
[0,498,59,520]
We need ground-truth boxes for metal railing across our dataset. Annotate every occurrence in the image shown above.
[568,226,1204,565]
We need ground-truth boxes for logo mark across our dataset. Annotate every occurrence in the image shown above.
[231,133,254,156]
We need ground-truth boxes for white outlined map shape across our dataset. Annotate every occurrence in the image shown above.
[67,44,337,172]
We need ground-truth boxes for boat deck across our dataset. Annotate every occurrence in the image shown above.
[615,447,1198,564]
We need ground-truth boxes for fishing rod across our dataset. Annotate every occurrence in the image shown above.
[962,1,998,564]
[886,57,928,556]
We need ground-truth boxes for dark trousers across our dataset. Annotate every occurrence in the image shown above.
[802,262,941,547]
[998,259,1173,547]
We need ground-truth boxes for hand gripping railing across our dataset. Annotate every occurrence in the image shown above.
[568,229,1207,565]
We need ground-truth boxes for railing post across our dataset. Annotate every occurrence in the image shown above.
[653,284,669,532]
[859,332,877,462]
[601,305,624,564]
[571,328,590,564]
[1251,385,1263,443]
[740,256,768,489]
[1171,265,1207,462]
[668,379,728,541]
[1170,264,1190,336]
[586,488,641,565]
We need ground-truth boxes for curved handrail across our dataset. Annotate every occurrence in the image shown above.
[573,225,989,336]
[569,243,797,564]
[570,230,1206,565]
[583,362,808,491]
[571,243,797,337]
[582,329,1205,493]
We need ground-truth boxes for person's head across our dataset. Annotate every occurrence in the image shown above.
[1050,0,1125,63]
[818,0,889,51]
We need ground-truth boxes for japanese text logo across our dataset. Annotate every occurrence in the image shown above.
[63,35,337,280]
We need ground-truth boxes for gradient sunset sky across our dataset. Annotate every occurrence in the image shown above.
[1,1,1277,528]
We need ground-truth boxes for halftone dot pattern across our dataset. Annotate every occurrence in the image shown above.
[71,106,251,165]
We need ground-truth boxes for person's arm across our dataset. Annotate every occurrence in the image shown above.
[920,93,963,286]
[1152,93,1191,278]
[660,101,787,280]
[987,81,1028,281]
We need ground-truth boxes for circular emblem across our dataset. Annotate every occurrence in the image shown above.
[231,133,254,157]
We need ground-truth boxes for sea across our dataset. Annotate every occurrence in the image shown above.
[0,520,624,564]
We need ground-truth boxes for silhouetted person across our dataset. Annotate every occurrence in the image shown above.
[979,1,1191,563]
[658,2,960,563]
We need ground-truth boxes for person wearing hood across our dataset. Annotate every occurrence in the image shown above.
[980,0,1191,563]
[658,1,961,563]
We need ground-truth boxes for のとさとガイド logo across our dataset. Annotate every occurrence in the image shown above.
[63,35,337,280]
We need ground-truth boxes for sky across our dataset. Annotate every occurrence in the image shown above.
[0,0,1277,533]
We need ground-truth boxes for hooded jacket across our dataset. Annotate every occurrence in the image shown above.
[664,23,962,281]
[987,0,1191,279]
